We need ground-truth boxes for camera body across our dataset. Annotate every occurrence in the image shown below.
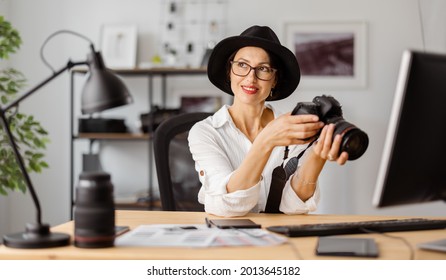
[291,95,368,160]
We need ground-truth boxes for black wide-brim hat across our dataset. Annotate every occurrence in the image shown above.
[207,25,301,101]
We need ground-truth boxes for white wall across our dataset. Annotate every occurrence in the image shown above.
[1,0,446,239]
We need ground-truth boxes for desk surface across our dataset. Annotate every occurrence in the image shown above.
[1,211,445,260]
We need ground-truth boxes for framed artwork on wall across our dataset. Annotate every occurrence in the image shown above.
[159,0,228,68]
[180,96,222,113]
[100,24,137,69]
[283,21,367,89]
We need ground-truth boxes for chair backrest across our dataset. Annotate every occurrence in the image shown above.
[153,112,212,211]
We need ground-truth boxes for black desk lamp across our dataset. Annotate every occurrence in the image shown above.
[0,30,133,248]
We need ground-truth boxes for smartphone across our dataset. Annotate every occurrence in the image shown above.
[208,218,261,229]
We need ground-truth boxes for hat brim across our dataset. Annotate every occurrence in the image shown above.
[207,35,300,101]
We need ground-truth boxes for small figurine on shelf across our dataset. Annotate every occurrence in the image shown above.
[163,43,178,66]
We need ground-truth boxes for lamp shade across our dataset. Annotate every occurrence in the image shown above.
[81,51,133,114]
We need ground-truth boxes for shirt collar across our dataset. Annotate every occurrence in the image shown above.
[211,103,278,128]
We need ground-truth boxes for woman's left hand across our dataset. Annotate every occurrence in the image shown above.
[313,124,349,165]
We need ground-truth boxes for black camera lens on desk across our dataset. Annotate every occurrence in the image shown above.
[74,171,115,248]
[292,95,369,160]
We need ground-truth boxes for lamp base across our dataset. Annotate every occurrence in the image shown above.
[3,222,70,249]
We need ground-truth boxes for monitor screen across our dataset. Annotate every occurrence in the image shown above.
[373,50,446,207]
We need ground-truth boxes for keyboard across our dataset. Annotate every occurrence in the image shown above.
[266,218,446,237]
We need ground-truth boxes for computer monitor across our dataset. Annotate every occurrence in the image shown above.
[373,50,446,208]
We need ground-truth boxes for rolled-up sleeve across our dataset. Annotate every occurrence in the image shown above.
[198,171,262,217]
[279,177,320,214]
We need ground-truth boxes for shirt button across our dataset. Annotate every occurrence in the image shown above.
[199,170,205,176]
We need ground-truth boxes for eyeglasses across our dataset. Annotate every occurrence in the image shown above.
[230,61,277,81]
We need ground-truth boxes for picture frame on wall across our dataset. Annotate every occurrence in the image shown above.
[180,96,222,113]
[283,21,367,89]
[100,24,137,69]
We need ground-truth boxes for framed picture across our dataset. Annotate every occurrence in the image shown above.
[180,96,222,113]
[100,24,137,69]
[284,21,367,89]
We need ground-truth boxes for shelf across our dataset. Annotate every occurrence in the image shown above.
[72,66,207,76]
[75,132,150,140]
[70,66,208,217]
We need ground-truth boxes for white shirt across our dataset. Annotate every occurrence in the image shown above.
[188,104,320,217]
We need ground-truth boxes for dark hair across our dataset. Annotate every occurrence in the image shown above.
[267,51,283,101]
[225,48,283,101]
[225,51,237,83]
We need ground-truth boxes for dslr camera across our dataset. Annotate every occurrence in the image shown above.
[291,95,368,160]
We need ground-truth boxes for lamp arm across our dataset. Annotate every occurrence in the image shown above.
[4,60,88,111]
[0,59,87,225]
[0,110,43,223]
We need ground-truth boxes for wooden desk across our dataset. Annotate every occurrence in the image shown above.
[1,211,445,260]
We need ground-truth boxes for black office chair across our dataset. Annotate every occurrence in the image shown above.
[153,112,212,211]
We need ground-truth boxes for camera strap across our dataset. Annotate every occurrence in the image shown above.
[264,139,316,213]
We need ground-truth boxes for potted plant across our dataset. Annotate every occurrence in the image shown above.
[0,16,49,195]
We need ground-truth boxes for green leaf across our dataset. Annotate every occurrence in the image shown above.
[32,153,45,160]
[29,160,41,173]
[36,128,48,135]
[17,180,27,193]
[0,16,22,59]
[32,138,43,148]
[0,187,7,196]
[39,161,49,168]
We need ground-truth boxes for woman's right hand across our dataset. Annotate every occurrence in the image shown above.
[257,113,324,150]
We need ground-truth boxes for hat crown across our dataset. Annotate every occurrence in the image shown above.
[240,25,281,45]
[207,25,300,101]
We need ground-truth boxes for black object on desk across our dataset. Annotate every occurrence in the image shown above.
[316,237,379,257]
[206,218,261,229]
[266,218,446,237]
[74,171,115,248]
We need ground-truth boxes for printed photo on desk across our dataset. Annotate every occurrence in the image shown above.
[115,224,286,247]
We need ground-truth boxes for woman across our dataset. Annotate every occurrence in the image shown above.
[188,25,348,217]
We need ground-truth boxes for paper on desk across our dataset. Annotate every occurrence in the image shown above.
[115,224,287,248]
[210,228,287,247]
[115,224,217,247]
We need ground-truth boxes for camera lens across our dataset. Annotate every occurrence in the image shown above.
[340,128,369,160]
[331,118,369,160]
[74,171,115,248]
